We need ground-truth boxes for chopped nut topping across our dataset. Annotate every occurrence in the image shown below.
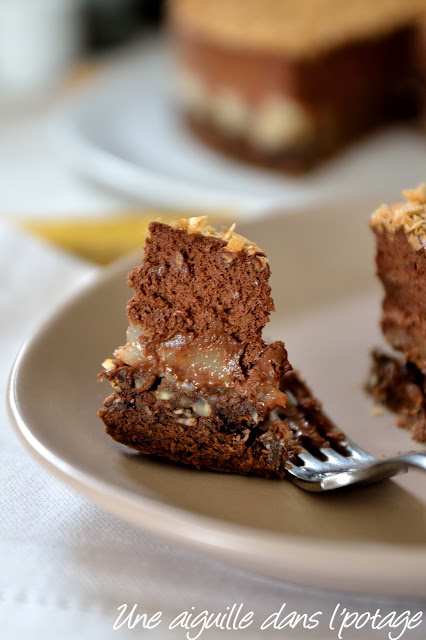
[403,184,426,204]
[172,0,426,58]
[223,223,237,241]
[189,216,209,232]
[165,216,266,258]
[370,184,426,250]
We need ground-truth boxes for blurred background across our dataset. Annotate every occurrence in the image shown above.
[0,0,167,263]
[0,0,164,104]
[0,0,425,263]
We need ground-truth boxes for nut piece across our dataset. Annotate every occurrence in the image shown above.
[193,398,212,417]
[181,381,195,392]
[177,417,197,427]
[155,390,176,401]
[249,408,259,424]
[253,256,268,271]
[134,377,148,390]
[188,216,208,233]
[222,253,234,264]
[223,223,237,242]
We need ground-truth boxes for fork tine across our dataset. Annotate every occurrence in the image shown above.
[297,452,325,469]
[340,438,375,460]
[279,375,410,491]
[319,448,347,464]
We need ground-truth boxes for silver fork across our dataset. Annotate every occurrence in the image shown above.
[278,390,426,492]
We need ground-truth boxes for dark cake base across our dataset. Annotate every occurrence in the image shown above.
[186,115,319,174]
[185,89,415,174]
[98,372,341,479]
[367,349,426,442]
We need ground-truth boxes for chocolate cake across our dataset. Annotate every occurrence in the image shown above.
[368,185,426,442]
[170,0,425,172]
[98,217,338,477]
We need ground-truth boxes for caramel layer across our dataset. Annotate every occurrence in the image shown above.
[101,325,288,416]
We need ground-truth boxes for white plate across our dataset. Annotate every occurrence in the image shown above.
[8,202,426,597]
[51,36,426,216]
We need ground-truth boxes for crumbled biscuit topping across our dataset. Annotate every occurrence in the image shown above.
[171,0,425,58]
[166,216,266,257]
[370,184,426,251]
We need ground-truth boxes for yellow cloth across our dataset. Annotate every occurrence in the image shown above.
[18,212,228,265]
[19,215,161,265]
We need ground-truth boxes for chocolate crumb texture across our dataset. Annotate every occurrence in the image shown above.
[366,349,426,442]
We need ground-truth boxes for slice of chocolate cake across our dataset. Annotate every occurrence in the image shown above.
[368,185,426,442]
[98,217,337,477]
[371,185,426,372]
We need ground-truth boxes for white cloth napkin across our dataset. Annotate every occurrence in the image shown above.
[1,222,425,640]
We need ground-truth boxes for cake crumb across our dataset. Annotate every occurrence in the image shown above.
[402,184,426,204]
[371,406,383,417]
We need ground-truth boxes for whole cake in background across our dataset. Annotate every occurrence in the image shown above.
[169,0,426,172]
[98,217,340,477]
[367,185,426,442]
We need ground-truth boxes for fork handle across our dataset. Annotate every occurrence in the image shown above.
[392,452,426,472]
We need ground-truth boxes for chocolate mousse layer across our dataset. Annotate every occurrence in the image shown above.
[126,219,275,342]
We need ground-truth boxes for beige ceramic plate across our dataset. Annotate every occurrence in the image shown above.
[8,202,426,598]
